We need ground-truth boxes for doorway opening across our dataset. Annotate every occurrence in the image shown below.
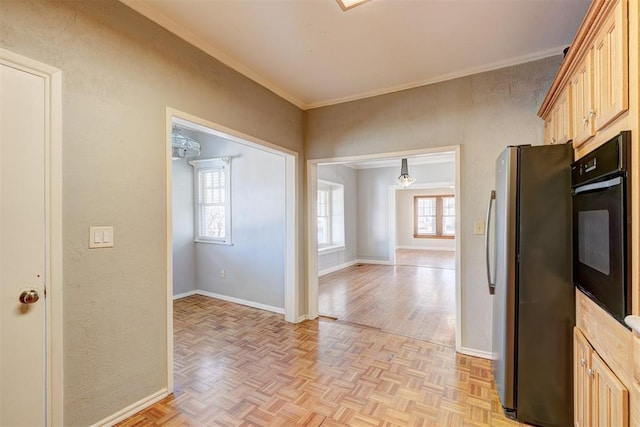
[307,146,461,351]
[165,109,297,392]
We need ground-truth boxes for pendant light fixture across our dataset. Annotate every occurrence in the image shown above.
[397,158,416,188]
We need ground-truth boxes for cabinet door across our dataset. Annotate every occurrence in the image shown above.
[556,87,572,144]
[544,117,556,145]
[593,0,628,131]
[575,328,592,427]
[591,352,629,427]
[571,53,594,147]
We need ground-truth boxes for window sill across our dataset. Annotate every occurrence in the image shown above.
[194,239,234,246]
[318,245,346,255]
[413,235,455,240]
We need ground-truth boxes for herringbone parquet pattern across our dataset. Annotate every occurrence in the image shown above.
[117,296,525,426]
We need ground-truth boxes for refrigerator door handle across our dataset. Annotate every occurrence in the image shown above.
[485,190,496,294]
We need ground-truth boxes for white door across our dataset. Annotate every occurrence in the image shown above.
[0,62,47,426]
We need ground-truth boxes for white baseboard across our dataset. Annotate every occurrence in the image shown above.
[318,260,357,276]
[355,258,393,266]
[92,388,168,427]
[297,314,308,323]
[395,245,455,252]
[458,347,493,360]
[196,290,285,315]
[173,290,197,300]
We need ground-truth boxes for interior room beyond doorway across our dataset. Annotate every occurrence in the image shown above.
[314,150,459,349]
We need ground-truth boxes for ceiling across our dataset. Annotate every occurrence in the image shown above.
[340,152,455,169]
[121,0,590,110]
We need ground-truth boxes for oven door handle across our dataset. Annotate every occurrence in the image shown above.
[573,176,622,195]
[485,190,496,295]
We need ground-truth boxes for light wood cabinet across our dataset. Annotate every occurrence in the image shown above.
[591,352,629,426]
[544,87,572,145]
[574,327,629,427]
[575,328,592,427]
[539,0,628,149]
[592,0,628,132]
[571,52,595,147]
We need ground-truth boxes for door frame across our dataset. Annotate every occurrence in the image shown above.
[307,145,462,352]
[165,108,298,392]
[0,48,63,425]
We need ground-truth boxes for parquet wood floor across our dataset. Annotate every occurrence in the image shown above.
[117,296,526,427]
[319,261,455,347]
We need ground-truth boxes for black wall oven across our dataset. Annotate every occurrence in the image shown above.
[571,131,631,325]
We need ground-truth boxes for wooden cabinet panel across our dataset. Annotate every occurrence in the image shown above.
[574,326,630,427]
[544,119,554,145]
[543,87,571,145]
[538,0,629,148]
[571,52,594,147]
[593,0,628,131]
[575,328,592,427]
[556,87,572,144]
[591,352,629,427]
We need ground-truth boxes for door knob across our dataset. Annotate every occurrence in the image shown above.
[19,289,40,305]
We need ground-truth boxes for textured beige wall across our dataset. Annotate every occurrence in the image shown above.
[0,0,303,425]
[305,56,562,353]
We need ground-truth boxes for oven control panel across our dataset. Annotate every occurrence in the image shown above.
[571,131,630,187]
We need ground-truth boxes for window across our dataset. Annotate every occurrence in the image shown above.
[414,195,455,238]
[190,157,232,244]
[317,180,345,251]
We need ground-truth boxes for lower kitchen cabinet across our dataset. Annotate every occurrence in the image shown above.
[574,327,629,427]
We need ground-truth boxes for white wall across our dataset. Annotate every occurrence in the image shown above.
[357,162,455,261]
[194,133,286,309]
[395,187,456,251]
[306,57,559,354]
[317,164,357,273]
[172,158,196,296]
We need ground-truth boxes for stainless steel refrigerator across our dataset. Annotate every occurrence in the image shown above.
[485,143,574,426]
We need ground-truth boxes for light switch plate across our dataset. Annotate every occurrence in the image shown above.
[89,226,114,248]
[473,221,485,235]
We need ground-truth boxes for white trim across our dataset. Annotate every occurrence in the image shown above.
[305,48,565,109]
[166,108,298,394]
[388,186,397,265]
[354,258,394,266]
[457,347,493,360]
[196,290,285,315]
[297,314,309,323]
[453,147,462,354]
[395,245,456,252]
[318,260,357,277]
[318,245,346,255]
[165,116,175,394]
[307,145,463,353]
[173,290,197,300]
[0,47,64,427]
[90,389,169,427]
[306,164,319,320]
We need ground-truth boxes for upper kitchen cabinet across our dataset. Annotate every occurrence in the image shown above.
[544,86,572,145]
[592,0,628,132]
[539,0,629,150]
[571,52,594,146]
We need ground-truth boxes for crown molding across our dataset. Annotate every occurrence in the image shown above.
[306,46,566,110]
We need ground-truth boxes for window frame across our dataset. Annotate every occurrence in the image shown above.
[189,157,232,245]
[317,180,345,252]
[413,195,455,239]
